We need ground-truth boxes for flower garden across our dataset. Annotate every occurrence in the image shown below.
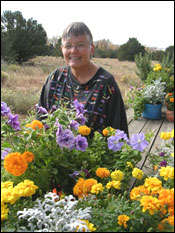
[1,98,174,232]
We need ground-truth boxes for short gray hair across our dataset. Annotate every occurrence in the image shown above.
[61,22,93,45]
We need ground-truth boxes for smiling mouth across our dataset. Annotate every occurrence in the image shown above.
[70,57,81,60]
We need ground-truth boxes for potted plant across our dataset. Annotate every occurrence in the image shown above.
[127,78,166,120]
[165,92,174,122]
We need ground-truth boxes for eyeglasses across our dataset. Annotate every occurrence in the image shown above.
[62,43,90,50]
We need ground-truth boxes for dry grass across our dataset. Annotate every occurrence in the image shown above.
[1,56,144,117]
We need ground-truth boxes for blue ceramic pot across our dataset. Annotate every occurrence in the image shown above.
[142,103,162,120]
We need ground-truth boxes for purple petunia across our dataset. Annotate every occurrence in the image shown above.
[56,129,75,149]
[7,113,21,130]
[107,134,124,152]
[130,133,149,152]
[75,135,88,151]
[115,129,129,143]
[159,152,165,157]
[1,148,11,160]
[69,171,80,179]
[73,99,86,116]
[76,113,86,125]
[160,160,167,167]
[69,120,80,130]
[1,102,11,116]
[35,104,48,114]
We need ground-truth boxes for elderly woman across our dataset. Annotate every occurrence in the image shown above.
[37,22,129,137]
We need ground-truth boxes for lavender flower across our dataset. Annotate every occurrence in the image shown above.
[56,129,75,149]
[69,120,80,130]
[1,148,11,160]
[7,113,21,130]
[73,100,86,116]
[75,135,88,151]
[130,133,149,152]
[35,104,48,114]
[69,171,80,179]
[1,102,11,116]
[115,129,129,143]
[76,113,86,125]
[107,135,124,152]
[55,119,63,134]
[160,160,167,167]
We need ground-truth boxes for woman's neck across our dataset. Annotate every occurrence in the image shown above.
[71,62,100,84]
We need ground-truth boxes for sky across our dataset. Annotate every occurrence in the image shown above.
[1,1,174,50]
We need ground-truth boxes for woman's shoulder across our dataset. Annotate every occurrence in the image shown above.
[48,66,69,81]
[97,66,116,83]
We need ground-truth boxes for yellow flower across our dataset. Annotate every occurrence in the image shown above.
[140,195,162,215]
[153,64,162,71]
[1,186,19,204]
[111,170,124,181]
[4,152,28,176]
[91,183,104,194]
[132,168,144,180]
[78,125,91,136]
[159,166,174,180]
[1,203,9,221]
[96,167,110,178]
[14,180,38,197]
[22,151,35,163]
[1,181,14,190]
[144,177,162,194]
[171,129,174,138]
[106,180,121,189]
[171,153,174,158]
[118,215,130,228]
[126,162,134,169]
[160,132,172,140]
[75,220,96,232]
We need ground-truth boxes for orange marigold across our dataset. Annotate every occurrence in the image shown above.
[22,151,35,163]
[4,152,28,176]
[26,120,44,131]
[73,178,86,199]
[102,127,116,136]
[96,168,110,178]
[83,179,98,195]
[170,97,174,102]
[130,185,149,200]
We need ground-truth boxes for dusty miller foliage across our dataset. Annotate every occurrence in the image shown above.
[17,192,92,232]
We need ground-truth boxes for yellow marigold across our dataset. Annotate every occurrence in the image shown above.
[75,220,96,232]
[153,64,162,71]
[144,177,162,194]
[140,195,162,215]
[73,178,86,199]
[1,186,19,204]
[130,185,149,201]
[118,215,130,228]
[102,127,116,136]
[132,168,144,180]
[126,161,134,169]
[14,180,38,197]
[159,166,174,180]
[1,181,14,190]
[83,179,98,194]
[171,152,174,158]
[96,167,110,178]
[22,151,35,163]
[4,152,28,176]
[111,170,124,181]
[171,129,174,138]
[1,203,9,221]
[160,132,172,140]
[78,125,91,136]
[91,183,104,194]
[106,180,121,189]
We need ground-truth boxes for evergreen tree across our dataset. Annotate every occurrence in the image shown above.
[117,38,145,61]
[1,10,48,63]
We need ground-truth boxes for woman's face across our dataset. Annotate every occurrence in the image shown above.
[61,35,94,69]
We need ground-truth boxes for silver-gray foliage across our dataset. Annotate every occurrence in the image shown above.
[17,192,92,232]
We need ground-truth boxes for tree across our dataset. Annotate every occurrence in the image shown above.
[1,11,48,63]
[117,38,145,61]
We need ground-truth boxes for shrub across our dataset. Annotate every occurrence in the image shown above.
[1,71,9,83]
[135,52,152,81]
